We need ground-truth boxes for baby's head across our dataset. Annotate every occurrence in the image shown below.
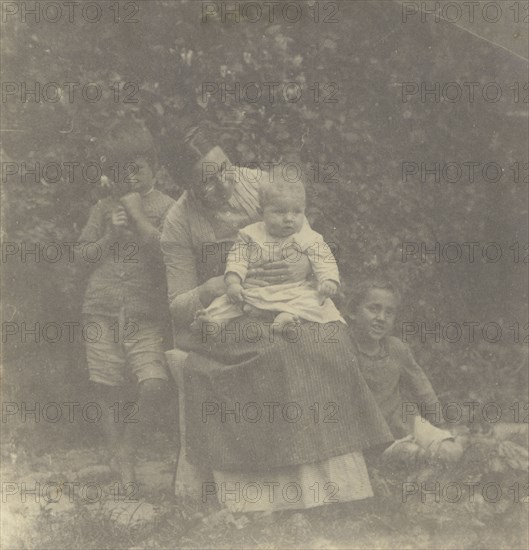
[347,278,401,344]
[259,169,306,238]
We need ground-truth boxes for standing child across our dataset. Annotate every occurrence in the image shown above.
[79,120,175,485]
[346,278,463,465]
[194,174,345,336]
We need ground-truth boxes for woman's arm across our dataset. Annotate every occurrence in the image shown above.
[243,218,314,287]
[161,202,225,329]
[245,254,312,287]
[161,204,203,329]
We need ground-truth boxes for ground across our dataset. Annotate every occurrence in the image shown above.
[2,424,527,550]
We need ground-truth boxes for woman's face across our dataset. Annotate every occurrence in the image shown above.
[352,288,397,344]
[192,146,235,208]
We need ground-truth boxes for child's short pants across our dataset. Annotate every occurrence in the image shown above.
[83,315,169,386]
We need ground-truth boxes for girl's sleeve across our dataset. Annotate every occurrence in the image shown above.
[160,204,204,329]
[393,339,440,418]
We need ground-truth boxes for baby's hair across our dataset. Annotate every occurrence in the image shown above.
[347,277,402,312]
[259,165,306,209]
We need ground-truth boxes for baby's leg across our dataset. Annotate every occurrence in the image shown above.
[191,295,243,338]
[273,311,301,339]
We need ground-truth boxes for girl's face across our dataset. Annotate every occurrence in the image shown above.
[352,288,398,344]
[192,146,235,208]
[262,195,305,238]
[128,156,155,194]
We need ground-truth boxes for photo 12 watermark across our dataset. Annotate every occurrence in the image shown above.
[401,161,528,184]
[2,320,141,344]
[2,242,140,265]
[200,320,341,344]
[202,480,340,505]
[402,401,529,424]
[199,161,340,185]
[201,1,340,24]
[401,321,528,344]
[201,81,339,105]
[1,82,140,104]
[201,400,339,424]
[1,481,140,504]
[1,160,142,185]
[2,401,139,424]
[1,1,141,24]
[401,81,528,104]
[402,481,529,504]
[201,240,339,265]
[401,241,529,264]
[401,2,528,24]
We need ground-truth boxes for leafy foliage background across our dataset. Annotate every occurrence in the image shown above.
[1,1,528,429]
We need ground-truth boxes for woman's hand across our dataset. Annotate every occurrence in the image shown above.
[245,255,311,287]
[198,275,226,306]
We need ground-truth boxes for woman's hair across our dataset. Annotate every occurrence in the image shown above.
[258,166,306,209]
[184,123,221,163]
[347,277,402,312]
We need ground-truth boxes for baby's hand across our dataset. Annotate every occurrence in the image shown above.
[226,283,245,304]
[319,280,338,299]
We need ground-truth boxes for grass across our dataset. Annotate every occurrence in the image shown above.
[1,424,528,550]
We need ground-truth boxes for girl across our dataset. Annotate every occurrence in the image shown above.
[346,278,463,464]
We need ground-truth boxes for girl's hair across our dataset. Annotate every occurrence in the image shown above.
[347,277,402,312]
[258,166,306,209]
[96,118,157,171]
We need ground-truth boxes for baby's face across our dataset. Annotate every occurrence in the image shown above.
[262,195,305,238]
[353,288,397,344]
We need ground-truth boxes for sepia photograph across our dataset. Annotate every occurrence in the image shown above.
[1,1,528,548]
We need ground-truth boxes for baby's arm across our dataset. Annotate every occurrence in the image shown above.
[225,272,245,303]
[303,231,340,298]
[319,279,339,298]
[224,230,253,303]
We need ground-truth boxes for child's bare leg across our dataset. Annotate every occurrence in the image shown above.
[273,312,301,339]
[93,383,126,475]
[120,378,167,487]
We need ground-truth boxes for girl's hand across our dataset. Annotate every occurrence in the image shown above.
[109,207,130,233]
[120,192,145,221]
[245,255,311,287]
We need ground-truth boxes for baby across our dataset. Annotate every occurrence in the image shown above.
[194,174,345,335]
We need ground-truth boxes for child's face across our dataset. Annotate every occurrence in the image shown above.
[128,156,155,194]
[262,195,305,238]
[352,288,398,344]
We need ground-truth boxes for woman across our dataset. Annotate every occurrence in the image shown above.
[161,125,393,513]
